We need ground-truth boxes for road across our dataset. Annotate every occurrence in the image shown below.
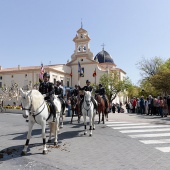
[1,112,170,170]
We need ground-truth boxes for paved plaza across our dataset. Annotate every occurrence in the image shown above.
[1,111,170,169]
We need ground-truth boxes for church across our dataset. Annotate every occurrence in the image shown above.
[0,26,126,104]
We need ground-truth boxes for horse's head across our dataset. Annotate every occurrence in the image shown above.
[20,88,32,119]
[84,91,92,107]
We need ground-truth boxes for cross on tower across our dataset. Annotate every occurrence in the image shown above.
[101,43,105,50]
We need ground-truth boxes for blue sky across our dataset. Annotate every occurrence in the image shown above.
[0,0,170,85]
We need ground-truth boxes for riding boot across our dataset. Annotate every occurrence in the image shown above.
[92,97,97,110]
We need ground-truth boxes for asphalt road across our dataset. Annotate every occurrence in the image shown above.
[1,112,170,170]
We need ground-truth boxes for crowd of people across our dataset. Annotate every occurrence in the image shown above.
[125,95,170,117]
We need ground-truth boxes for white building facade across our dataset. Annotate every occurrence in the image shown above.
[0,27,126,105]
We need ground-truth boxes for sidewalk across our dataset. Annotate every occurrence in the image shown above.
[107,111,170,125]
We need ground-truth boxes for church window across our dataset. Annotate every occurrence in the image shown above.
[0,76,2,80]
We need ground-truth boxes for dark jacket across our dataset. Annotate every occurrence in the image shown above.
[80,85,93,92]
[72,89,79,96]
[39,82,55,100]
[54,86,63,98]
[95,87,106,96]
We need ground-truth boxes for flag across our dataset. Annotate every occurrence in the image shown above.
[78,61,84,77]
[70,69,72,77]
[39,63,45,82]
[78,61,81,74]
[93,68,96,77]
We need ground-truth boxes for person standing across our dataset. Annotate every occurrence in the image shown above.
[132,97,137,113]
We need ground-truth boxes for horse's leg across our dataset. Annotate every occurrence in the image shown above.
[83,113,87,135]
[77,105,81,123]
[92,111,95,130]
[42,122,48,154]
[54,121,58,146]
[47,122,52,143]
[98,109,100,124]
[70,108,74,124]
[60,112,63,128]
[21,120,34,156]
[102,110,105,124]
[89,113,93,136]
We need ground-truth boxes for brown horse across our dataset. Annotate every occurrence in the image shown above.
[70,96,81,124]
[95,94,109,124]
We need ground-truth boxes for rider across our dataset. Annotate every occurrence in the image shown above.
[95,83,109,112]
[79,80,97,112]
[54,80,65,114]
[71,85,79,97]
[39,72,56,122]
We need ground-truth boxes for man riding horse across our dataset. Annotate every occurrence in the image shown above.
[71,84,79,97]
[79,80,97,113]
[95,84,109,113]
[39,72,56,122]
[54,80,65,115]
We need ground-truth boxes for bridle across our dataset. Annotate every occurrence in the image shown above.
[22,93,45,120]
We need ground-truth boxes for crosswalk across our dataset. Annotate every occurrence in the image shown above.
[106,121,170,153]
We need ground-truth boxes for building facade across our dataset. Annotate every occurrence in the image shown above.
[0,27,126,105]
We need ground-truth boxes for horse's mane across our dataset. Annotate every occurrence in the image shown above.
[30,90,44,110]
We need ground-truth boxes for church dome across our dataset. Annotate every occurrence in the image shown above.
[94,50,114,64]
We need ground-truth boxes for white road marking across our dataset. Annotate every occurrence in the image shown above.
[156,147,170,152]
[140,139,170,144]
[120,128,170,133]
[113,125,170,129]
[129,133,170,138]
[106,123,149,127]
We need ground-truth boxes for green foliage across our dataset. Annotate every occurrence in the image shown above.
[99,71,130,102]
[150,70,170,95]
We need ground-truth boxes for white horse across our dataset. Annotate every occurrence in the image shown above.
[20,88,61,155]
[82,91,96,136]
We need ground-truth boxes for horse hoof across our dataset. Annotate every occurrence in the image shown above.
[93,128,95,130]
[98,122,100,124]
[54,142,58,146]
[89,134,92,137]
[21,151,27,156]
[47,139,52,143]
[84,132,87,135]
[43,150,48,155]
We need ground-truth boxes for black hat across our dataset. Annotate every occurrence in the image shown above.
[43,72,50,78]
[86,80,90,83]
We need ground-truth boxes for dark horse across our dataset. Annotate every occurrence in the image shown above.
[70,96,81,123]
[95,94,109,124]
[58,97,66,128]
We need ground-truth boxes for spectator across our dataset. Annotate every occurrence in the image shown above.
[132,97,137,113]
[167,95,170,115]
[125,101,130,113]
[163,96,168,117]
[112,103,116,113]
[148,95,154,115]
[140,96,145,114]
[145,97,149,115]
[159,96,164,117]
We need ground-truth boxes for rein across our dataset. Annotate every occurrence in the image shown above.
[22,94,46,122]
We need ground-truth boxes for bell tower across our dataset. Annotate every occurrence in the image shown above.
[71,26,93,60]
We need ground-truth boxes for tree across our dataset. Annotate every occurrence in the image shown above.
[99,71,130,102]
[150,70,170,95]
[137,56,164,80]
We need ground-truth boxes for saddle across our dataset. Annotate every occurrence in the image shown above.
[45,100,53,114]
